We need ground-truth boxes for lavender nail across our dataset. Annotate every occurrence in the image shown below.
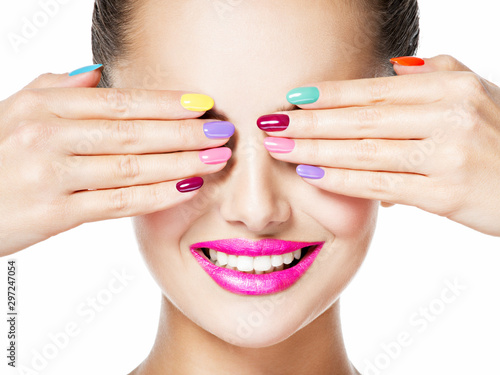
[296,165,325,179]
[203,121,235,139]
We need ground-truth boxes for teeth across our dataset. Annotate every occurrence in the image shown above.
[201,247,309,274]
[209,249,217,262]
[217,251,228,266]
[271,255,284,267]
[237,256,254,272]
[227,254,238,267]
[253,256,272,272]
[283,252,294,265]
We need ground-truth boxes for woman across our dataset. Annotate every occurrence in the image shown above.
[1,0,499,373]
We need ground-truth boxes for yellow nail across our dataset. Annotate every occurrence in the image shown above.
[181,93,214,111]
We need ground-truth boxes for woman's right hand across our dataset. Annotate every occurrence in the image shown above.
[0,66,233,256]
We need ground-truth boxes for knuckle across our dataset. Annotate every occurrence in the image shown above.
[150,184,168,205]
[157,91,173,112]
[174,120,197,146]
[306,139,322,161]
[34,72,55,84]
[109,188,134,214]
[437,54,461,71]
[462,106,481,133]
[367,171,389,194]
[11,120,51,149]
[454,98,481,132]
[20,160,51,186]
[368,78,394,104]
[456,72,487,96]
[353,107,382,133]
[353,139,378,162]
[113,120,141,146]
[170,150,192,172]
[102,88,134,116]
[305,110,321,133]
[10,89,42,114]
[448,148,468,170]
[116,154,141,181]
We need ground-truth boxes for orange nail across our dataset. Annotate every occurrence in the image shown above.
[390,56,425,66]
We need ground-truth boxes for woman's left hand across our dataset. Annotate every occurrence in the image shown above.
[258,54,500,237]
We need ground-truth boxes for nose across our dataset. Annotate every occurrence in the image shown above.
[219,135,291,233]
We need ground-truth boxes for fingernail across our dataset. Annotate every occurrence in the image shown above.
[287,87,319,105]
[203,121,235,139]
[181,94,214,111]
[264,137,295,153]
[296,164,324,179]
[257,114,290,132]
[69,64,103,76]
[390,56,425,66]
[199,147,232,164]
[176,177,204,193]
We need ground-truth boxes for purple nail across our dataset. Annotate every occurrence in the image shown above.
[257,114,290,132]
[203,121,235,139]
[296,165,325,179]
[176,177,204,193]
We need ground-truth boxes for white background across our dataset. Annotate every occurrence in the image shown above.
[1,1,499,374]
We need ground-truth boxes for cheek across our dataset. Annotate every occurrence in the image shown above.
[133,200,202,288]
[300,187,379,238]
[134,190,209,249]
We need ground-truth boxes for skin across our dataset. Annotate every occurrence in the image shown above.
[0,0,497,373]
[112,0,379,374]
[270,57,500,237]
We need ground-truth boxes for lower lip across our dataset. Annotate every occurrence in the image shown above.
[189,243,324,295]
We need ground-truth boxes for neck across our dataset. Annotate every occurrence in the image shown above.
[131,296,359,375]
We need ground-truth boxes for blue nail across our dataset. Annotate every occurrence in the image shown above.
[69,64,103,77]
[296,164,325,179]
[203,121,235,139]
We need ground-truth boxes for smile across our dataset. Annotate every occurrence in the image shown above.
[189,238,325,295]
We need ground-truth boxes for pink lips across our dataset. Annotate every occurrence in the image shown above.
[189,239,325,295]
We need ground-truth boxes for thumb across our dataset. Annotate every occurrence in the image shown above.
[23,64,104,90]
[390,54,473,76]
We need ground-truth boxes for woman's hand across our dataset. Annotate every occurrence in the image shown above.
[0,67,233,256]
[259,55,500,237]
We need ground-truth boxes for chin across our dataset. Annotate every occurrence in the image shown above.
[204,313,306,349]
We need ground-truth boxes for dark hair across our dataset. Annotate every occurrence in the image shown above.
[92,0,420,87]
[367,0,421,76]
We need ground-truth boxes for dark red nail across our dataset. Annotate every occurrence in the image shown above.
[176,177,204,193]
[257,114,290,132]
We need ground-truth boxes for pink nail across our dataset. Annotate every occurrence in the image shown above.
[263,137,295,153]
[199,147,232,164]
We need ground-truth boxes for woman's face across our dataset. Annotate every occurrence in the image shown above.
[115,0,379,347]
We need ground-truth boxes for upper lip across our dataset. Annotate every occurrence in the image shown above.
[190,238,324,257]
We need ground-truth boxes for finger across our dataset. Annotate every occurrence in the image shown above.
[53,118,233,155]
[262,103,444,140]
[264,138,431,174]
[296,166,432,207]
[23,65,103,89]
[391,54,473,76]
[41,87,214,120]
[62,148,231,191]
[66,178,202,224]
[288,72,447,110]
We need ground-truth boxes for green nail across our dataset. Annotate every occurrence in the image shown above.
[287,86,319,105]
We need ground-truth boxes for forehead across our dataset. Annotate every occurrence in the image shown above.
[122,0,371,118]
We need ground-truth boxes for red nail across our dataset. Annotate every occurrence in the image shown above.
[390,56,425,66]
[257,114,290,132]
[176,177,204,193]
